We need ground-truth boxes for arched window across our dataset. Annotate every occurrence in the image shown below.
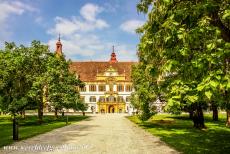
[108,96,115,102]
[99,97,105,102]
[89,85,96,92]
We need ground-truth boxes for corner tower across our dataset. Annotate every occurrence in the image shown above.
[109,46,118,63]
[55,34,62,56]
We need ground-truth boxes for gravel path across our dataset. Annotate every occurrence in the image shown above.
[1,114,178,154]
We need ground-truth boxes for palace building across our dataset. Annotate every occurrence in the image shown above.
[55,38,136,114]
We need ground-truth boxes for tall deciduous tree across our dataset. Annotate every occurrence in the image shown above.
[135,0,230,128]
[0,42,32,139]
[27,41,51,124]
[46,54,84,118]
[0,40,85,139]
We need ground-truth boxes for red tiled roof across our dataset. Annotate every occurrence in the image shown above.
[70,61,137,82]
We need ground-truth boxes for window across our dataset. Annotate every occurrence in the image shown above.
[80,96,85,102]
[117,84,124,92]
[126,96,131,102]
[89,85,96,92]
[99,97,105,102]
[107,96,115,102]
[89,96,96,102]
[80,86,86,92]
[125,85,132,92]
[99,85,106,92]
[118,96,124,102]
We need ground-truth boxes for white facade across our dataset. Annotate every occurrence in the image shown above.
[80,83,135,113]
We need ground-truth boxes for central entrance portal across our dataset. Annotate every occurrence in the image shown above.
[108,105,115,113]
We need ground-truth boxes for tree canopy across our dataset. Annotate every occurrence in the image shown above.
[0,41,86,120]
[133,0,230,128]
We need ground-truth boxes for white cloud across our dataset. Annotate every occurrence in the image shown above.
[47,3,109,36]
[48,34,105,57]
[0,0,37,41]
[47,3,137,61]
[80,3,103,21]
[48,35,137,61]
[120,19,144,34]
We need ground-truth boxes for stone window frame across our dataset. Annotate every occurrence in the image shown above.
[98,84,106,92]
[80,96,85,102]
[89,96,96,102]
[125,85,132,92]
[89,84,97,92]
[117,84,124,92]
[80,86,86,92]
[126,96,131,102]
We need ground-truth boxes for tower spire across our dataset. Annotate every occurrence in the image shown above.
[112,45,115,53]
[109,45,118,63]
[55,33,62,56]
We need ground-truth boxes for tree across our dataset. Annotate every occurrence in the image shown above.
[0,40,84,140]
[47,54,83,118]
[76,100,88,116]
[131,63,157,120]
[26,41,51,124]
[135,0,230,128]
[0,42,32,139]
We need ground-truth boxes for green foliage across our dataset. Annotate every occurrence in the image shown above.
[76,100,88,112]
[131,63,158,120]
[128,113,230,154]
[133,0,230,122]
[0,40,84,117]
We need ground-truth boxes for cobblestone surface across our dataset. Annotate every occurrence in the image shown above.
[0,114,178,154]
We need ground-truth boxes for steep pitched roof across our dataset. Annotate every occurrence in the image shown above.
[70,61,137,82]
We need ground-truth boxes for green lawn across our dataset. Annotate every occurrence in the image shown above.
[0,115,89,147]
[127,113,230,154]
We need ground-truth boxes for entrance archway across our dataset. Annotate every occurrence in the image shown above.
[108,105,115,113]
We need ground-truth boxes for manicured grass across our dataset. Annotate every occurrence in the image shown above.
[127,113,230,154]
[0,115,89,148]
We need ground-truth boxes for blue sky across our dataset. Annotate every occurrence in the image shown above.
[0,0,146,61]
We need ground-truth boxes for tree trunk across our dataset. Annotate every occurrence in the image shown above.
[212,104,218,121]
[13,116,18,140]
[55,108,58,118]
[193,104,205,129]
[38,101,43,124]
[226,110,230,127]
[83,111,85,116]
[189,110,194,119]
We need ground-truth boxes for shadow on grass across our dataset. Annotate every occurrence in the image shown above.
[128,114,230,154]
[0,115,89,147]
